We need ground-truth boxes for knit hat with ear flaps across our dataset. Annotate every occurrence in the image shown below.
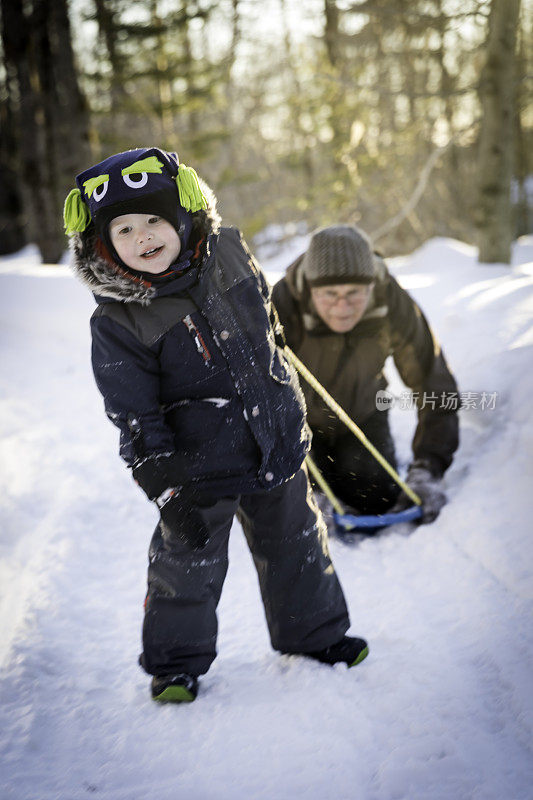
[301,225,376,287]
[64,147,208,267]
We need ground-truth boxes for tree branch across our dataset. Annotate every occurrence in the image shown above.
[369,121,479,243]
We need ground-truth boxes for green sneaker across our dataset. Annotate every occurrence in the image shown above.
[151,673,198,703]
[307,636,369,667]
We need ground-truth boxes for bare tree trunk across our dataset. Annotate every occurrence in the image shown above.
[476,0,521,263]
[514,22,531,237]
[48,0,92,178]
[280,0,314,181]
[222,0,241,164]
[0,0,60,262]
[321,0,350,187]
[324,0,340,68]
[1,0,91,262]
[183,3,199,143]
[93,0,127,111]
[0,70,26,253]
[150,0,175,144]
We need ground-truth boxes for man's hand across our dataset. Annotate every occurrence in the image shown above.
[393,460,447,524]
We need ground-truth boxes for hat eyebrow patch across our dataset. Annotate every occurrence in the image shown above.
[121,156,164,176]
[83,174,109,198]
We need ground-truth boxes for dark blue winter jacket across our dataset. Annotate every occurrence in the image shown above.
[70,200,311,495]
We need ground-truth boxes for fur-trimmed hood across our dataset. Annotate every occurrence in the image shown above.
[68,178,221,305]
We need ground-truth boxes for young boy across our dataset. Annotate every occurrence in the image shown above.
[64,147,368,703]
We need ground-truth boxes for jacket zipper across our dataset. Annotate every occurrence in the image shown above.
[183,314,212,364]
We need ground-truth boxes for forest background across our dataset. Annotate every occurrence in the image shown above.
[0,0,531,265]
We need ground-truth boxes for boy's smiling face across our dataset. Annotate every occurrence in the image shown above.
[109,213,181,273]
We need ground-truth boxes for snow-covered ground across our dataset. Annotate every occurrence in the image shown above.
[0,235,532,800]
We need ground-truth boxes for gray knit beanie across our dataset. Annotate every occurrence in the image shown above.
[301,225,376,287]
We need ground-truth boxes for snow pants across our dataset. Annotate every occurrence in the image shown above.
[311,411,401,514]
[140,468,350,677]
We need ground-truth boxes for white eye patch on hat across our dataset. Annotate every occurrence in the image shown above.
[82,156,164,202]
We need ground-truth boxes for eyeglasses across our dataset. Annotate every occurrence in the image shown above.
[311,285,372,306]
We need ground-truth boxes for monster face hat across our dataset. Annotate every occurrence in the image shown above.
[64,147,207,269]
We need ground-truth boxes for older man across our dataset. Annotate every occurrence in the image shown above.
[272,225,459,523]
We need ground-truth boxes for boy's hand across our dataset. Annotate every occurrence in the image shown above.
[132,453,184,500]
[157,487,210,551]
[132,455,209,549]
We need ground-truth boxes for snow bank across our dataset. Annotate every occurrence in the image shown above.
[0,237,532,800]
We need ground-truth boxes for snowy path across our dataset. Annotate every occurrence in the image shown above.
[1,240,532,799]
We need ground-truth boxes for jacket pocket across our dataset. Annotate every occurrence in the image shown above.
[164,397,229,447]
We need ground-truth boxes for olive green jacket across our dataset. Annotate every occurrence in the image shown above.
[272,254,459,476]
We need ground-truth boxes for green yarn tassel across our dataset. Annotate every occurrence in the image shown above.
[64,188,91,234]
[176,165,207,213]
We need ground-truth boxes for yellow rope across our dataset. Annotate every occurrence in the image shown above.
[305,454,346,515]
[285,346,422,507]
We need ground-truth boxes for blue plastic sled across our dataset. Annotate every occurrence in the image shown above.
[334,504,423,532]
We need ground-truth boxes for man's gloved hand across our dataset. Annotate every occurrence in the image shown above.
[157,486,210,551]
[392,459,447,524]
